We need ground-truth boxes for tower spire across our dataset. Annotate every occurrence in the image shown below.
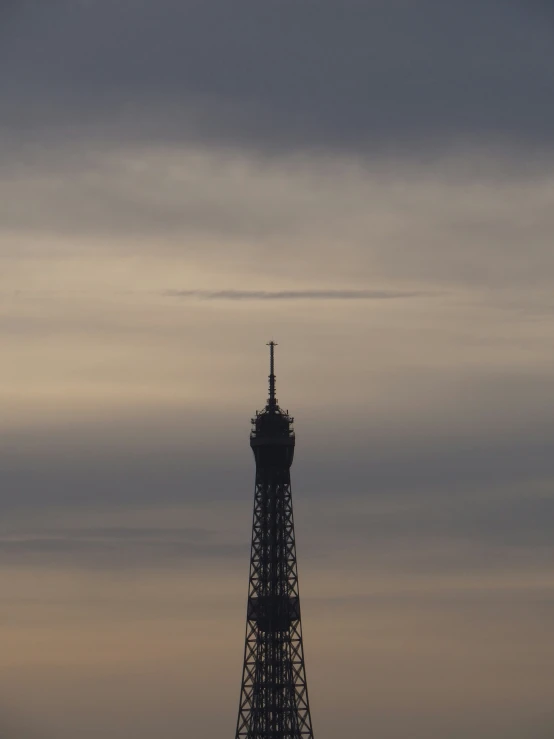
[267,340,277,408]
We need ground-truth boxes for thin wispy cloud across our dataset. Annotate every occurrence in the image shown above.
[165,289,434,301]
[0,525,243,569]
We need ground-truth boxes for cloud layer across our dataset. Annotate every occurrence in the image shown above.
[3,1,554,153]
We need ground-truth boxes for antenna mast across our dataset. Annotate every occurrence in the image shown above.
[267,340,277,408]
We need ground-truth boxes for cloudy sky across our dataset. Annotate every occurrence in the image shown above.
[1,1,554,737]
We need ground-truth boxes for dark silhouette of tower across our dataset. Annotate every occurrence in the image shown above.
[235,342,315,739]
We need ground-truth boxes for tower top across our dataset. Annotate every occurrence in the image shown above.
[251,341,295,463]
[267,341,278,409]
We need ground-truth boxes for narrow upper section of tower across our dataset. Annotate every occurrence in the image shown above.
[250,341,295,468]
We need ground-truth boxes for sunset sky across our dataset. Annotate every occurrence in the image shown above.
[1,2,554,737]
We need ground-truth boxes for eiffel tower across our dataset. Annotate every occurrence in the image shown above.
[235,342,315,739]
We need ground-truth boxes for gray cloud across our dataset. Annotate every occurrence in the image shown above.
[1,473,552,576]
[1,400,553,510]
[2,1,554,154]
[0,526,245,569]
[165,288,433,301]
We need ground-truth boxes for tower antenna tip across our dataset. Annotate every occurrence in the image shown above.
[266,341,277,406]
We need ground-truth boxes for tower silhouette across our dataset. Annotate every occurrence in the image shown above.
[235,342,315,739]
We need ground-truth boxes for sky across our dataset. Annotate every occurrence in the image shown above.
[1,1,554,737]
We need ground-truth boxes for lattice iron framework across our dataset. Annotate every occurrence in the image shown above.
[235,342,315,739]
